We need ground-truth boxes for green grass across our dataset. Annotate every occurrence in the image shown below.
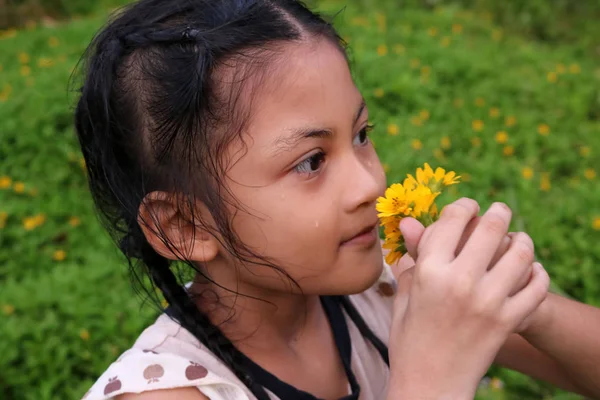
[1,1,599,399]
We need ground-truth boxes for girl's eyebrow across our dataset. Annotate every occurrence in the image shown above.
[269,99,367,157]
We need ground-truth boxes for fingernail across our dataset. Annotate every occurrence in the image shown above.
[533,262,543,271]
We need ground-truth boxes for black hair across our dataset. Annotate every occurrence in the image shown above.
[72,0,370,398]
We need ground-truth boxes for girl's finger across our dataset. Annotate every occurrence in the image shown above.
[482,232,535,298]
[503,262,550,326]
[399,217,425,260]
[455,202,512,277]
[420,197,480,262]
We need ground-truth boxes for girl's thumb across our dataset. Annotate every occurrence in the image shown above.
[399,217,425,260]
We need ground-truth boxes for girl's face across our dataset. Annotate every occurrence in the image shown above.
[216,38,387,295]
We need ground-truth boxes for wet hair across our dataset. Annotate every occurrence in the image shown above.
[73,0,350,397]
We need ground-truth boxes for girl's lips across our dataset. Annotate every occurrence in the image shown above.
[341,224,378,247]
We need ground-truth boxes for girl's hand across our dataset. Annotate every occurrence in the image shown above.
[385,198,550,400]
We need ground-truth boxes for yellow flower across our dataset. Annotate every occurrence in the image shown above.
[556,64,566,74]
[0,29,17,40]
[453,98,464,108]
[0,176,11,189]
[80,329,90,341]
[37,57,54,68]
[538,124,550,136]
[48,36,60,47]
[472,120,484,131]
[18,52,30,64]
[547,71,558,83]
[440,136,451,149]
[503,146,514,156]
[490,377,504,390]
[440,36,451,47]
[569,63,581,74]
[393,44,405,55]
[377,184,412,219]
[452,24,463,34]
[23,214,46,231]
[413,162,461,191]
[411,139,423,150]
[0,211,7,229]
[69,216,81,227]
[386,123,399,136]
[580,146,590,157]
[410,116,423,126]
[20,65,31,76]
[377,44,388,56]
[495,131,508,144]
[505,115,517,127]
[53,250,67,261]
[2,304,15,316]
[475,97,485,107]
[522,167,534,180]
[540,173,551,191]
[421,66,431,76]
[385,248,403,266]
[419,109,430,121]
[428,27,438,37]
[584,168,596,180]
[374,88,385,98]
[489,107,500,118]
[410,58,420,69]
[13,182,25,193]
[471,137,481,147]
[593,217,600,231]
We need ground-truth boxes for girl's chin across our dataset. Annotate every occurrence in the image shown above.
[330,256,385,295]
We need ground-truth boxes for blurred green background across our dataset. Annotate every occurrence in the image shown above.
[1,0,599,399]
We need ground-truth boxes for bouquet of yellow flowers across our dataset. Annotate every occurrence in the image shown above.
[376,163,461,265]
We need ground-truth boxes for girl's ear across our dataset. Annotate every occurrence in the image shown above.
[137,191,219,263]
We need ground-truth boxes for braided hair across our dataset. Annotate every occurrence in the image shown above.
[73,0,349,398]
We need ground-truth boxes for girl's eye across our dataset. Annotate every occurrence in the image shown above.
[353,124,374,146]
[294,151,326,175]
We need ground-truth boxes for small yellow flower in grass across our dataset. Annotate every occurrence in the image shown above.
[584,168,596,180]
[53,250,67,261]
[393,44,405,55]
[80,329,90,341]
[13,182,25,193]
[420,66,431,76]
[2,304,15,316]
[410,116,423,126]
[411,139,423,150]
[373,88,384,98]
[419,109,430,121]
[23,214,46,231]
[452,24,463,34]
[522,167,534,180]
[0,176,11,189]
[387,124,399,136]
[593,217,600,231]
[409,58,420,69]
[503,146,514,156]
[0,211,7,229]
[489,107,500,118]
[453,98,464,108]
[492,29,502,41]
[569,63,581,74]
[472,120,484,131]
[18,52,30,64]
[0,29,17,40]
[20,65,31,76]
[495,131,508,144]
[377,44,388,56]
[475,97,485,107]
[377,163,461,264]
[69,216,81,227]
[540,173,551,192]
[48,36,60,47]
[440,36,451,47]
[580,146,590,157]
[37,57,54,68]
[440,136,451,149]
[427,27,438,37]
[471,137,482,147]
[547,71,558,83]
[556,64,566,74]
[505,115,517,127]
[538,124,550,136]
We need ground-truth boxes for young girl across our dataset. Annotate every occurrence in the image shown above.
[76,0,600,399]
